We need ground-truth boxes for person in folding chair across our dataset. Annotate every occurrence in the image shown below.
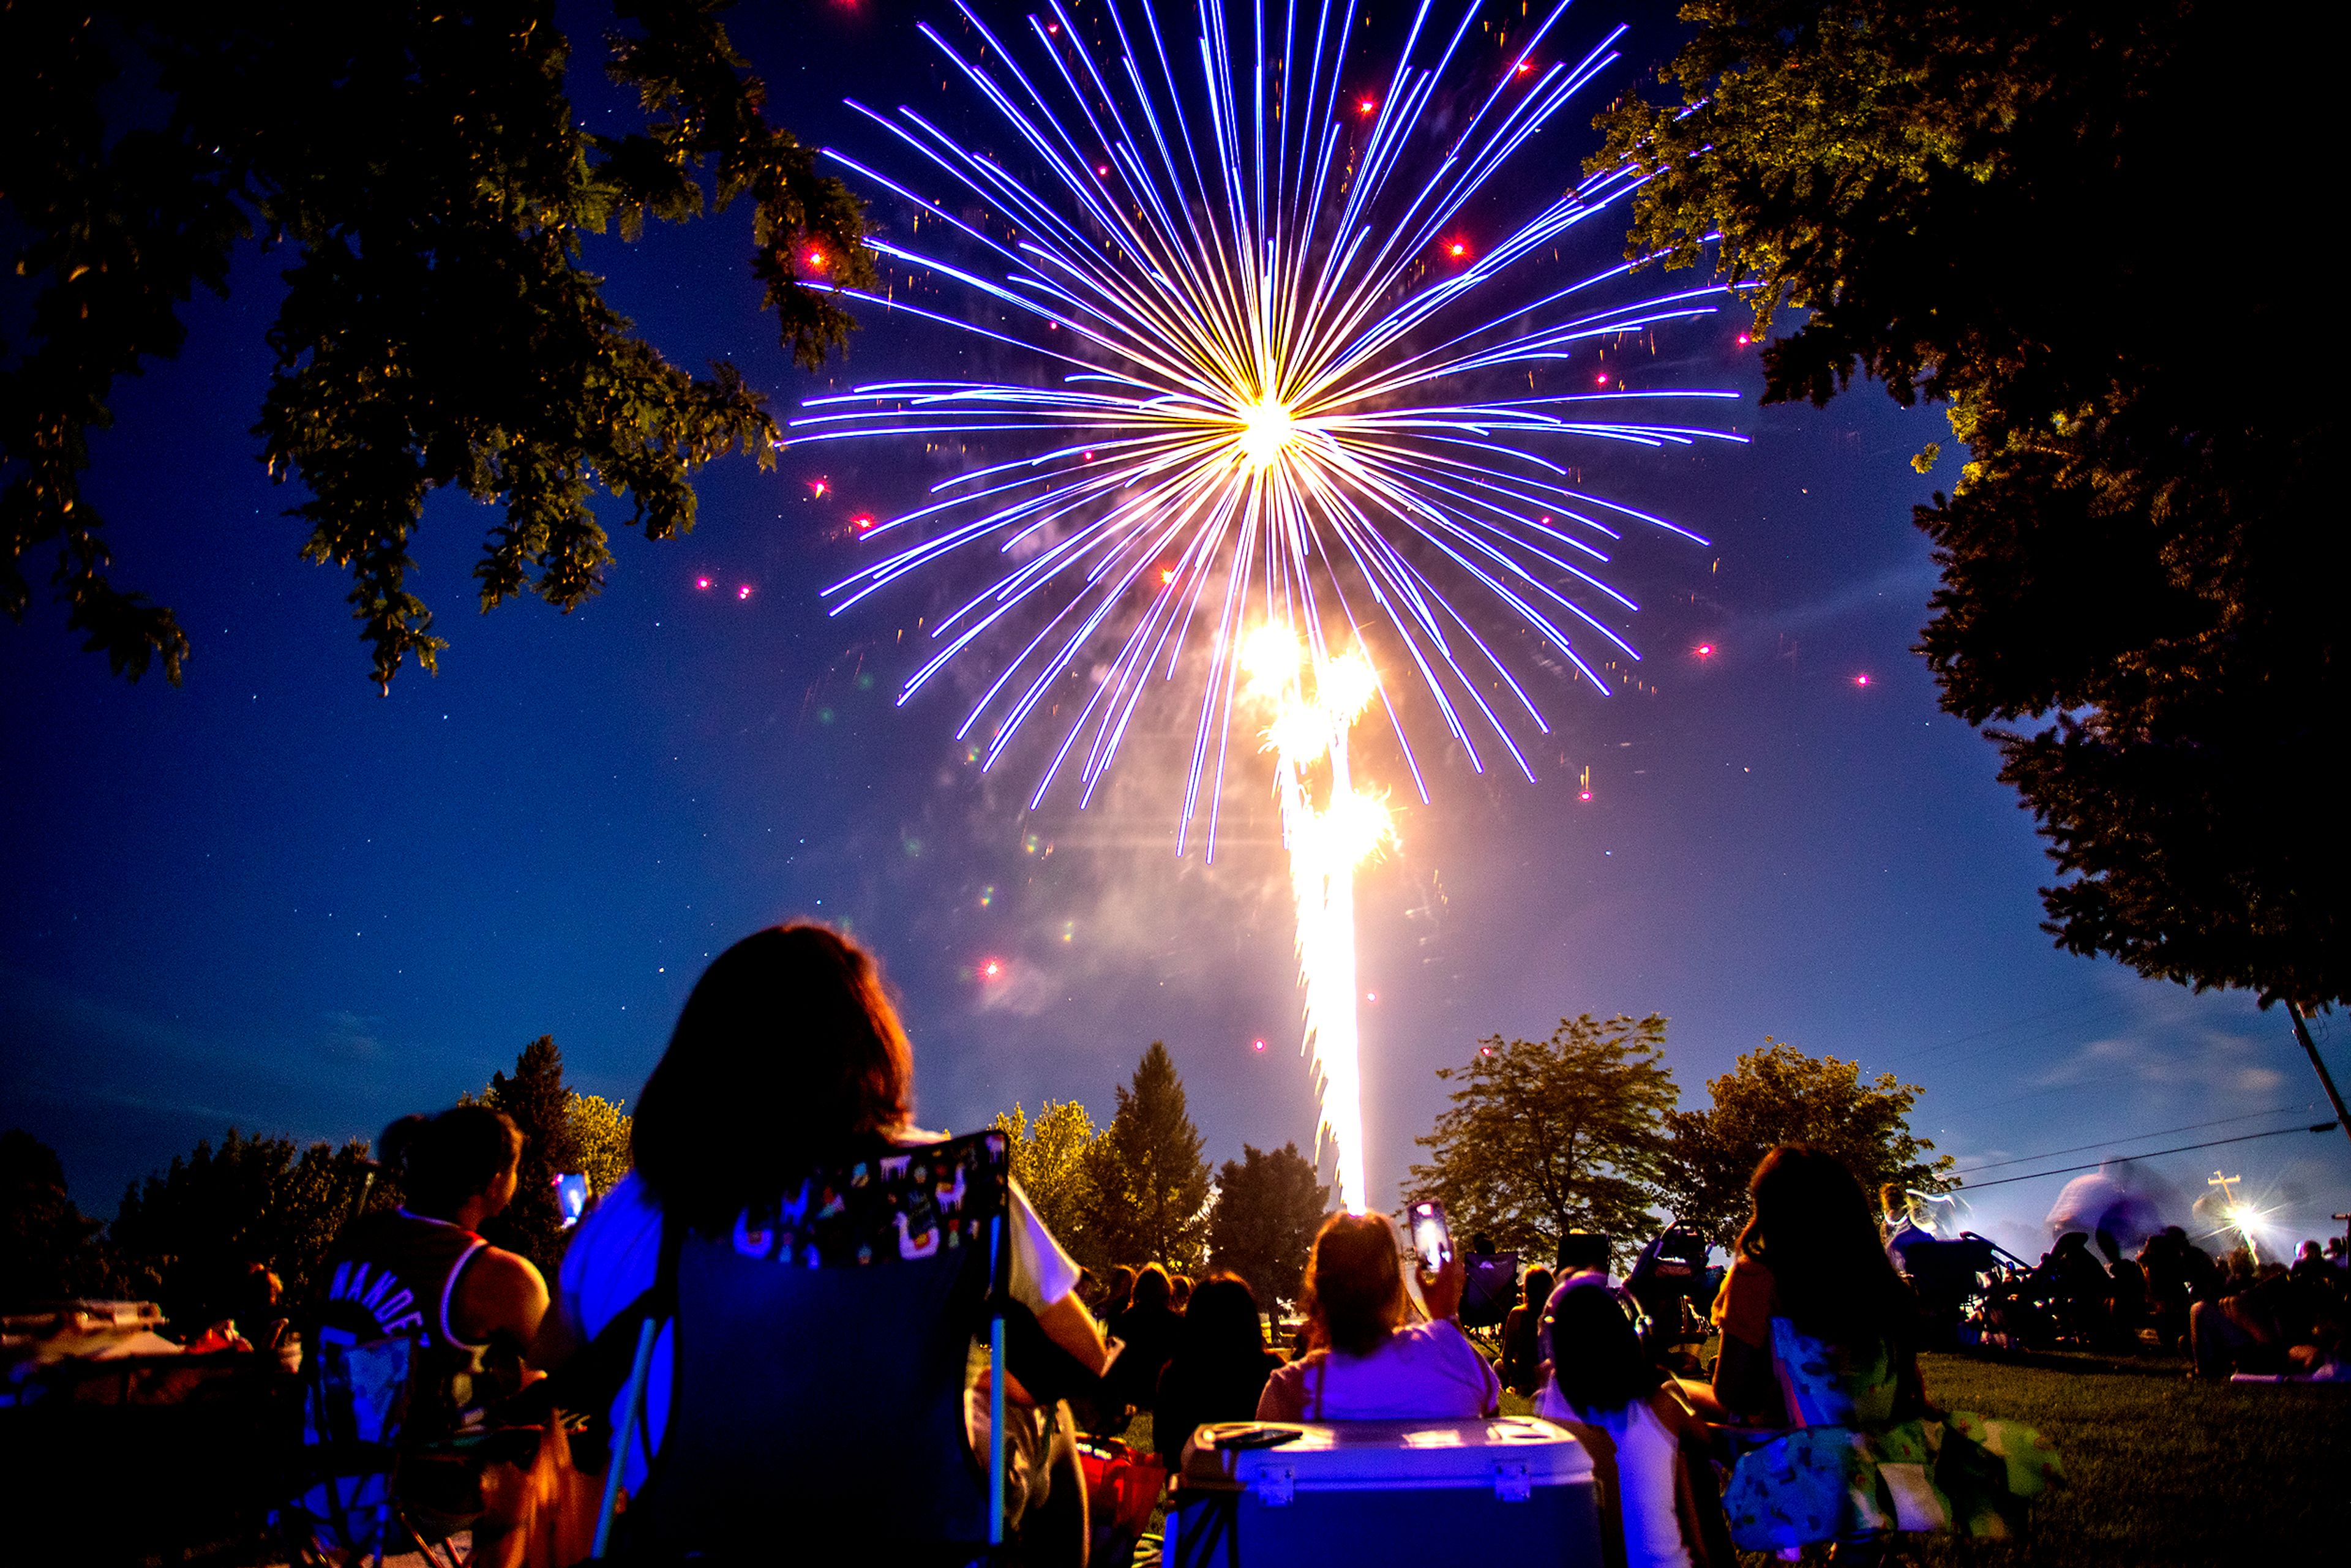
[537,923,1112,1566]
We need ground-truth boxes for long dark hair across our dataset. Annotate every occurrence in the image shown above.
[1547,1281,1662,1416]
[1736,1144,1914,1353]
[1171,1272,1265,1370]
[380,1105,521,1220]
[1303,1211,1406,1356]
[632,925,915,1232]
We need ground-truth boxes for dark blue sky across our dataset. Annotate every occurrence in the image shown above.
[5,1,2344,1260]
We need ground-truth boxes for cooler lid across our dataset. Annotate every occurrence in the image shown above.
[1181,1418,1592,1492]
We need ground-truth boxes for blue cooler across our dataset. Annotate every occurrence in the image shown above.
[1167,1417,1602,1566]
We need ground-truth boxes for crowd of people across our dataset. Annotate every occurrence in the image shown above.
[50,920,2334,1566]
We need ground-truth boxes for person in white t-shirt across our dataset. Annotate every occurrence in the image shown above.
[534,924,1109,1509]
[1256,1210,1500,1421]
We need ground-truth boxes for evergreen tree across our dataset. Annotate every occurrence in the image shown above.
[1084,1043,1212,1273]
[992,1099,1101,1270]
[1405,1015,1677,1267]
[1207,1142,1329,1310]
[479,1035,585,1277]
[1660,1040,1952,1249]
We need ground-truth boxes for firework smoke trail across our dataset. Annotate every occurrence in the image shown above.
[797,0,1744,1209]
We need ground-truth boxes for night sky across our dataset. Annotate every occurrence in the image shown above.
[5,0,2345,1261]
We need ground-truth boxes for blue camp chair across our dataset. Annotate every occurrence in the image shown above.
[591,1130,1016,1564]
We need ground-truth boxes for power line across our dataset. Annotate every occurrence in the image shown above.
[1948,1106,2305,1177]
[1952,1122,2341,1193]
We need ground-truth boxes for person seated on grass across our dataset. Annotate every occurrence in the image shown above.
[1499,1265,1554,1397]
[1108,1264,1183,1414]
[541,924,1111,1558]
[1153,1272,1284,1466]
[2191,1264,2347,1380]
[1543,1281,1734,1568]
[1708,1146,2057,1562]
[1256,1210,1500,1421]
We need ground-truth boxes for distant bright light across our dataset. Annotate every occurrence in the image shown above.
[696,576,711,590]
[811,480,828,498]
[1695,642,1715,658]
[1357,96,1376,114]
[1854,673,1871,686]
[1448,241,1468,258]
[1365,991,1378,1002]
[1160,568,1176,583]
[980,958,1005,980]
[1253,1038,1267,1052]
[852,515,875,531]
[1736,333,1750,346]
[1517,61,1532,73]
[806,250,825,267]
[1095,164,1109,176]
[1579,789,1592,801]
[737,585,753,600]
[1595,372,1609,384]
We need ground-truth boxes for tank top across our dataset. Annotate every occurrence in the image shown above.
[320,1209,490,1350]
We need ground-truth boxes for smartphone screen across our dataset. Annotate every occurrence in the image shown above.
[1408,1200,1453,1277]
[554,1172,588,1228]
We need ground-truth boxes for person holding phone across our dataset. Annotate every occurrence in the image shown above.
[1255,1209,1500,1421]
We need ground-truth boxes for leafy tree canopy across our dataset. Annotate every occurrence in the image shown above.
[1597,1,2337,1007]
[108,1127,386,1330]
[1084,1042,1212,1274]
[1406,1014,1678,1266]
[2,0,872,690]
[992,1098,1103,1272]
[1660,1039,1952,1250]
[1207,1141,1329,1310]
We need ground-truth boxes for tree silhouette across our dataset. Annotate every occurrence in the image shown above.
[1660,1040,1952,1250]
[1406,1015,1676,1266]
[1084,1043,1212,1272]
[1595,1,2337,1008]
[1208,1142,1329,1310]
[478,1035,586,1277]
[2,1,872,688]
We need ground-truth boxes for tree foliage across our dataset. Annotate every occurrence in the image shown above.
[108,1128,387,1330]
[1208,1141,1329,1310]
[1661,1040,1952,1250]
[1597,2,2337,1007]
[1084,1042,1212,1273]
[1,1129,112,1307]
[1406,1015,1677,1265]
[992,1098,1102,1270]
[1,1,873,689]
[476,1034,589,1277]
[569,1091,636,1201]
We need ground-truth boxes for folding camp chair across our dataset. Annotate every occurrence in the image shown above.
[590,1130,1015,1564]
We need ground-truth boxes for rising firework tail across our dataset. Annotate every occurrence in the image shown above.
[798,0,1741,1215]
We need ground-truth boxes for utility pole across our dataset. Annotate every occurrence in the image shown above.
[2285,1001,2351,1158]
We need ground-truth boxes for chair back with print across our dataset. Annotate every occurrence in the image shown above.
[282,1327,416,1558]
[620,1130,1011,1558]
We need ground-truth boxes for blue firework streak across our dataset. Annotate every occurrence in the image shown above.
[797,0,1742,854]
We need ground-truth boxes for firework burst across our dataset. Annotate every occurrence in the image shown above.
[797,0,1742,1210]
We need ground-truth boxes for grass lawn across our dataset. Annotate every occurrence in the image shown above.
[1133,1348,2344,1566]
[1480,1348,2347,1567]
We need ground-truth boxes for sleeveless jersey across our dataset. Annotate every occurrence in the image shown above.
[320,1209,490,1351]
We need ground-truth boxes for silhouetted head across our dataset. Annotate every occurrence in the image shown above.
[1176,1272,1265,1367]
[632,925,915,1232]
[380,1105,522,1222]
[1737,1144,1915,1352]
[1305,1211,1408,1356]
[1547,1281,1662,1417]
[1522,1266,1555,1311]
[1131,1263,1173,1312]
